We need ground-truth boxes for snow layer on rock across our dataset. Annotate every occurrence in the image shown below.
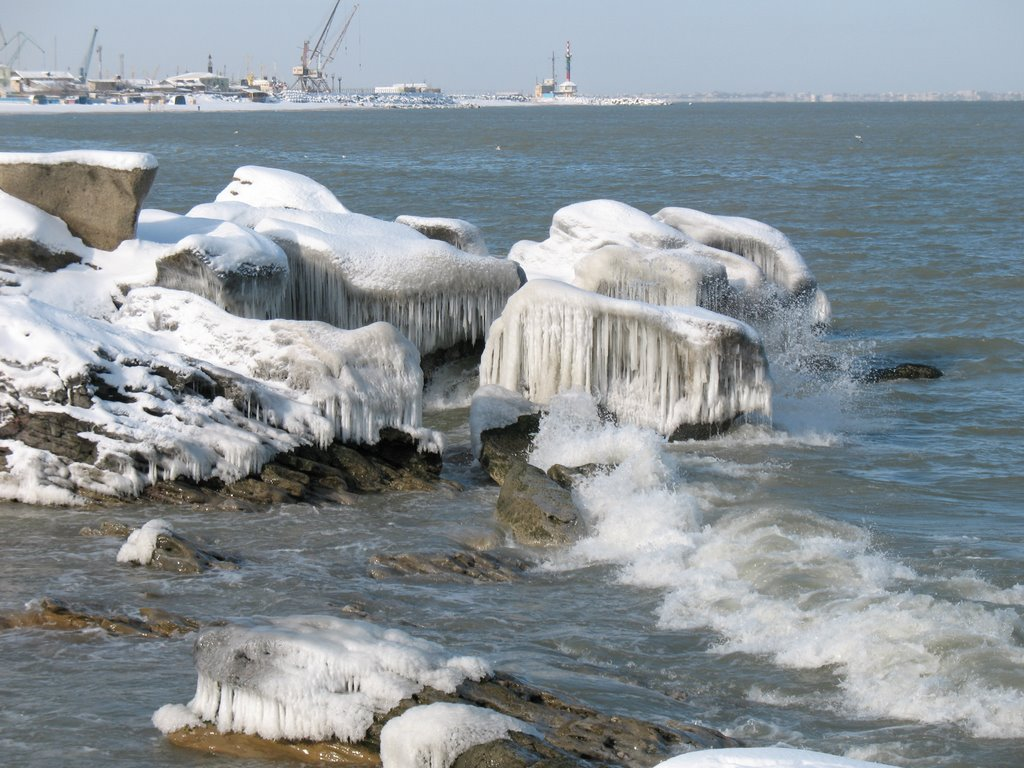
[254,211,521,354]
[0,149,158,171]
[117,518,174,565]
[114,287,430,449]
[379,702,534,768]
[0,190,91,257]
[509,199,689,282]
[214,165,350,213]
[573,244,732,315]
[395,215,490,256]
[153,615,491,744]
[653,747,897,768]
[469,384,538,459]
[480,280,771,437]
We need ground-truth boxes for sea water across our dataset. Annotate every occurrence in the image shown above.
[0,102,1022,767]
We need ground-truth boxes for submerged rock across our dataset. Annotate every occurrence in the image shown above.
[859,362,944,383]
[368,549,532,583]
[0,596,199,637]
[495,460,583,547]
[0,150,158,250]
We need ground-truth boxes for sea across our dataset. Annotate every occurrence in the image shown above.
[0,101,1022,767]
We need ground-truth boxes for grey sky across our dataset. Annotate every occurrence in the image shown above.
[3,0,1021,95]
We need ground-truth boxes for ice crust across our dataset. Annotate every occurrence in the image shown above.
[480,280,771,436]
[380,702,534,768]
[154,615,491,744]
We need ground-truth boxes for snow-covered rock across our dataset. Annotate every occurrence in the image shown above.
[380,702,533,768]
[0,190,91,272]
[395,214,490,256]
[0,288,436,505]
[0,150,157,250]
[214,164,350,213]
[480,280,771,439]
[140,209,289,319]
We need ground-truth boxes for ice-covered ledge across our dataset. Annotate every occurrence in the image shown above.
[480,280,771,440]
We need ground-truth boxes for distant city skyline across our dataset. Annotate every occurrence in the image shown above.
[3,0,1021,96]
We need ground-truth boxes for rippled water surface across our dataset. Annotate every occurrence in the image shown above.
[1,102,1022,767]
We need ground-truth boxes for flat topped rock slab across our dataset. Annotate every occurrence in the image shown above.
[0,150,158,251]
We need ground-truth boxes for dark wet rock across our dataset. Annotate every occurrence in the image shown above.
[495,460,583,547]
[368,549,532,582]
[0,596,199,637]
[0,236,82,271]
[545,463,609,490]
[155,246,288,320]
[380,673,740,768]
[859,362,944,383]
[0,407,100,465]
[479,413,542,486]
[0,152,157,250]
[669,417,737,442]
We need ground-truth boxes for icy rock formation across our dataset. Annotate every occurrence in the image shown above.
[395,214,490,256]
[380,702,533,768]
[655,206,831,324]
[153,615,491,743]
[0,150,158,250]
[573,244,732,315]
[0,190,91,272]
[0,288,437,505]
[116,518,236,573]
[509,199,690,283]
[214,164,350,213]
[480,280,771,439]
[252,209,522,355]
[140,210,289,320]
[653,747,897,768]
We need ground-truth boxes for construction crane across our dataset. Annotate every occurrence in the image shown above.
[79,27,98,83]
[1,29,45,71]
[291,1,358,93]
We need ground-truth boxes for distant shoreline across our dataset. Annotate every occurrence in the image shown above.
[0,91,1020,115]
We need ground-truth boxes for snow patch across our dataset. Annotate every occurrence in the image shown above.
[0,149,158,171]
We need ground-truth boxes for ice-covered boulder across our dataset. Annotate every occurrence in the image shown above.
[573,244,732,315]
[139,209,289,319]
[252,209,522,355]
[655,206,831,324]
[153,615,492,743]
[214,164,350,213]
[509,199,690,282]
[395,214,490,256]
[0,190,90,272]
[480,280,771,439]
[0,150,157,250]
[0,288,438,505]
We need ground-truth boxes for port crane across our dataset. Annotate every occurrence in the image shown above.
[1,27,45,72]
[291,1,358,93]
[79,27,99,83]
